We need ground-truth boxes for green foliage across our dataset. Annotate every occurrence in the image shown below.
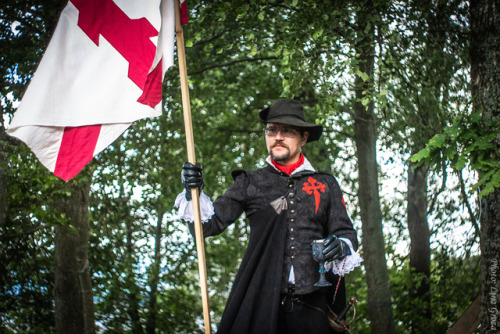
[0,0,483,332]
[0,226,56,333]
[342,248,480,334]
[411,111,500,198]
[391,250,480,333]
[0,1,76,332]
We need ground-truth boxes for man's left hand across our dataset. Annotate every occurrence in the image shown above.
[323,235,351,261]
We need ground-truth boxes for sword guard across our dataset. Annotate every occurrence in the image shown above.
[328,297,357,333]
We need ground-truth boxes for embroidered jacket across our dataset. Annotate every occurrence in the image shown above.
[193,162,358,295]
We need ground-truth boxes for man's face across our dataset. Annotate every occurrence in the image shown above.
[265,122,309,166]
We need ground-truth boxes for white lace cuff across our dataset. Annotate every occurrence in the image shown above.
[325,238,363,276]
[174,190,215,223]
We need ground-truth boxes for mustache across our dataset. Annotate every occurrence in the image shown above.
[271,142,289,149]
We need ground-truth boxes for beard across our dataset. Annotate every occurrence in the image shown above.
[270,143,290,162]
[271,150,290,162]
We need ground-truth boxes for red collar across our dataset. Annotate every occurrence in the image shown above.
[270,153,305,175]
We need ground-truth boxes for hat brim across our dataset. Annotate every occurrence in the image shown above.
[259,108,323,142]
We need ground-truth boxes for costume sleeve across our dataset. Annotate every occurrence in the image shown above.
[174,190,215,222]
[325,238,363,275]
[175,172,248,237]
[325,175,363,275]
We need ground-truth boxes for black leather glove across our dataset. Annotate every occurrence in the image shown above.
[323,235,351,261]
[181,162,204,201]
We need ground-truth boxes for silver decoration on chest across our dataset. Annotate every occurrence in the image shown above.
[270,196,288,214]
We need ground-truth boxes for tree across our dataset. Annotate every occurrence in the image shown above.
[382,1,470,330]
[1,2,98,333]
[409,0,498,331]
[352,1,395,332]
[54,180,95,334]
[470,0,500,332]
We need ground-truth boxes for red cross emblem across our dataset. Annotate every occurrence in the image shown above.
[72,0,161,107]
[302,177,326,214]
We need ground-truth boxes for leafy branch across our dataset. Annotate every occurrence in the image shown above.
[410,110,500,198]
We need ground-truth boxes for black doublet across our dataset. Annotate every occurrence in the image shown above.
[191,165,357,334]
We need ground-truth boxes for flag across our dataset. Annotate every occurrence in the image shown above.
[7,0,181,181]
[180,0,189,24]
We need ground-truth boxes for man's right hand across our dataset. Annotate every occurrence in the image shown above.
[181,162,204,201]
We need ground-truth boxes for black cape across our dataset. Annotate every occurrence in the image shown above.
[216,204,287,334]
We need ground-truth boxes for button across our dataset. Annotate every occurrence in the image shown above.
[291,237,295,241]
[290,228,294,232]
[291,246,295,250]
[289,184,293,188]
[291,209,295,213]
[290,200,295,205]
[289,193,294,197]
[290,218,295,222]
[291,256,295,259]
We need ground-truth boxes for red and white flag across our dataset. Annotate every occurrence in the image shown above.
[7,0,187,181]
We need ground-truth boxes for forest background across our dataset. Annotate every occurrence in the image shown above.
[1,0,499,333]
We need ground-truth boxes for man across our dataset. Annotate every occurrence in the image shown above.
[176,99,361,334]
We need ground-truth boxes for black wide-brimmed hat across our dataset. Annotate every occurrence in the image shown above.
[259,99,323,142]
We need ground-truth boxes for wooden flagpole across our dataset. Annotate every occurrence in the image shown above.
[174,0,212,332]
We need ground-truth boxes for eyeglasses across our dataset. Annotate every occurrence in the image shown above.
[264,126,300,137]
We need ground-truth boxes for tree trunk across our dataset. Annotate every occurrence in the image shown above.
[54,183,95,334]
[126,218,143,334]
[407,161,431,329]
[146,209,165,334]
[405,2,453,328]
[0,123,7,228]
[478,187,500,334]
[470,1,500,333]
[353,1,394,332]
